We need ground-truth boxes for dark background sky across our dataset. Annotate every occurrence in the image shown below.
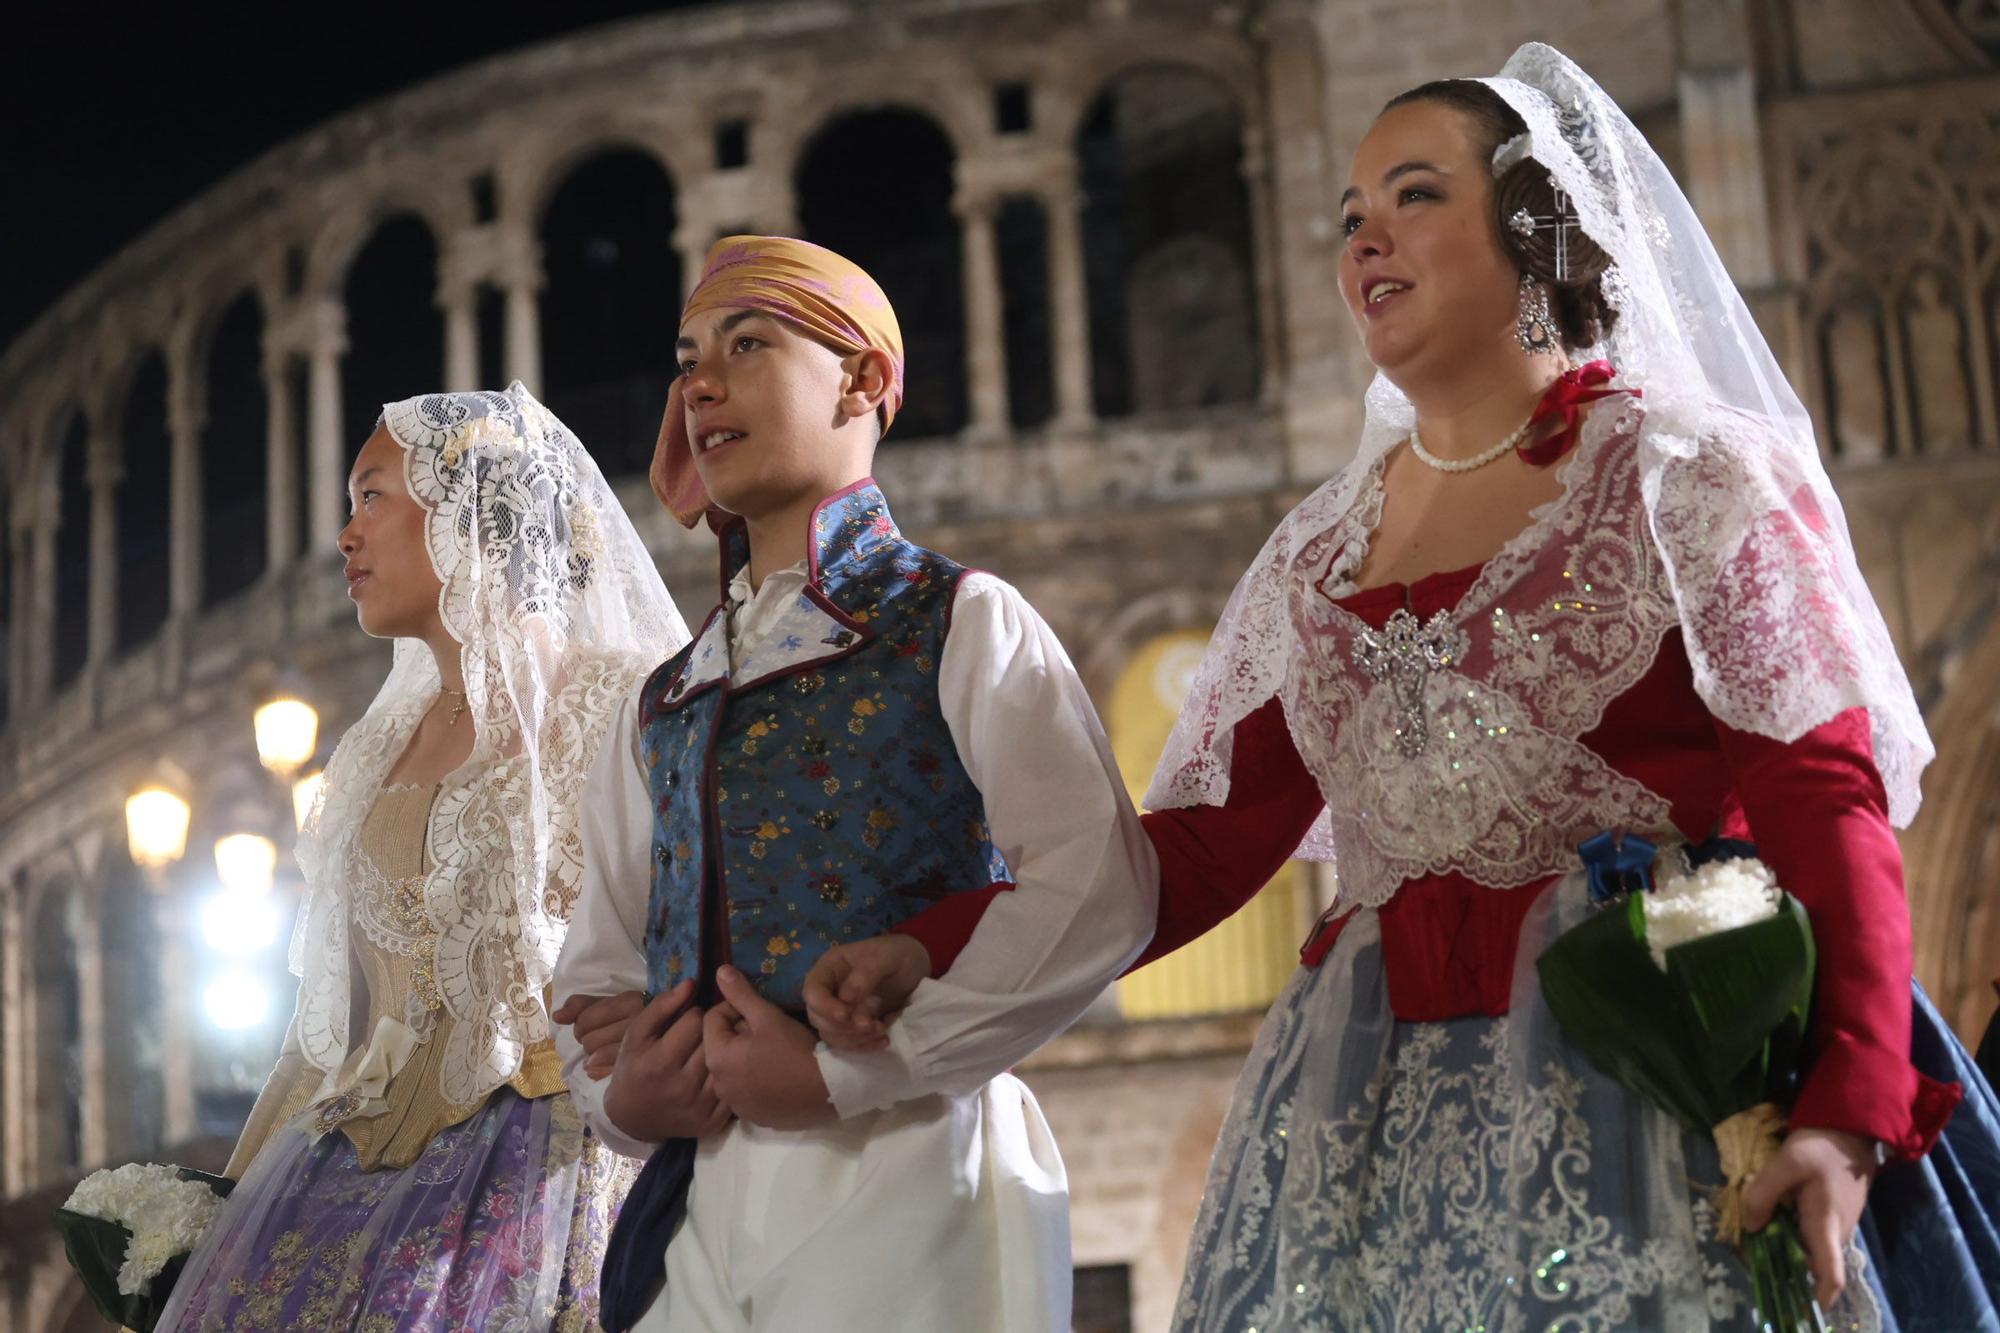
[2,3,729,352]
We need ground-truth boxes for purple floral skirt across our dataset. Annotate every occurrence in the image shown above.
[159,1089,636,1332]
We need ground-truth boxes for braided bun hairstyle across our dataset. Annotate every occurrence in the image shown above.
[1382,80,1619,351]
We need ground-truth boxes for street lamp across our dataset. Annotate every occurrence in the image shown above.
[213,833,277,894]
[253,697,319,778]
[205,831,281,965]
[123,783,198,1144]
[202,972,272,1031]
[125,787,192,871]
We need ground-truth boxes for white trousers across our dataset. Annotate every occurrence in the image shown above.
[632,1073,1070,1332]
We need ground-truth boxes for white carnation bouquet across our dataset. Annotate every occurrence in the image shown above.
[1538,845,1825,1333]
[55,1162,232,1331]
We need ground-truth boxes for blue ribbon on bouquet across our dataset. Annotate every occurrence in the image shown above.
[1577,830,1657,903]
[1578,830,1765,904]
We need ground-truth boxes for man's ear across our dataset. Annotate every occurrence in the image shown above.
[838,348,895,424]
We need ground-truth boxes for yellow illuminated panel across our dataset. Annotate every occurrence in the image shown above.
[1108,629,1310,1020]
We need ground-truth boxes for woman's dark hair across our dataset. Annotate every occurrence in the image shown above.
[1381,80,1618,350]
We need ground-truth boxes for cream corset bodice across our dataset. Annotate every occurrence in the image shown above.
[303,782,565,1170]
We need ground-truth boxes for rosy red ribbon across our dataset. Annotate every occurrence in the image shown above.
[1516,360,1636,466]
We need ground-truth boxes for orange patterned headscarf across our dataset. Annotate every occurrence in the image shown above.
[651,235,905,528]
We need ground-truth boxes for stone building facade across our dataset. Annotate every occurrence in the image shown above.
[2,1,1997,1328]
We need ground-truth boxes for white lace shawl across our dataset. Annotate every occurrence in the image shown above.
[289,384,689,1106]
[1147,45,1932,898]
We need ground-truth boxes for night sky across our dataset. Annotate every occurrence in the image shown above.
[3,3,729,353]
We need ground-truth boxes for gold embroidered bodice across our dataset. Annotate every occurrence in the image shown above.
[225,783,566,1177]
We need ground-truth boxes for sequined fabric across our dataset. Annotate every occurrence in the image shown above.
[158,1090,638,1332]
[1172,876,1900,1333]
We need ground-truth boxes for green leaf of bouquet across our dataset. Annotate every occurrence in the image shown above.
[1660,893,1815,1108]
[174,1166,235,1198]
[1534,894,1715,1131]
[53,1169,231,1333]
[53,1208,153,1331]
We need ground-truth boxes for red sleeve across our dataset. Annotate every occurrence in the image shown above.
[891,883,1014,978]
[1131,698,1328,970]
[1713,707,1960,1160]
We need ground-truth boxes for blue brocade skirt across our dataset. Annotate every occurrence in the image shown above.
[1172,872,2000,1333]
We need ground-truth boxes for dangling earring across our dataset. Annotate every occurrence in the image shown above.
[1516,274,1557,354]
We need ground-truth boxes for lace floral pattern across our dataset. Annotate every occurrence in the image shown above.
[292,384,688,1107]
[1173,911,1886,1333]
[1148,43,1932,867]
[1158,399,1679,901]
[1645,411,1931,824]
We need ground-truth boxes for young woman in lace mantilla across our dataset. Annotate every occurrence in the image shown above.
[1140,44,2000,1333]
[158,384,689,1332]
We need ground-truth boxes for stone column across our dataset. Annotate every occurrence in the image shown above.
[673,221,710,306]
[263,349,298,570]
[1253,0,1350,430]
[1960,288,2000,450]
[27,495,57,705]
[0,882,30,1193]
[500,227,544,391]
[307,300,349,552]
[1675,0,1776,287]
[72,891,109,1166]
[167,354,206,616]
[85,438,121,666]
[1241,128,1287,406]
[955,188,1010,439]
[1042,181,1095,429]
[441,282,478,393]
[1677,65,1775,288]
[6,521,30,721]
[1881,306,1921,458]
[151,871,197,1146]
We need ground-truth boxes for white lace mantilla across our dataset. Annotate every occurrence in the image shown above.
[1162,397,1680,903]
[290,385,686,1107]
[1148,43,1933,895]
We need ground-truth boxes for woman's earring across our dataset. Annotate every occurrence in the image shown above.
[1516,274,1557,354]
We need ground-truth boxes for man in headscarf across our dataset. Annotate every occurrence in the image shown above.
[552,236,1157,1332]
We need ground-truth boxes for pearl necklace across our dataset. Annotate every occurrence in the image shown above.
[1409,414,1535,474]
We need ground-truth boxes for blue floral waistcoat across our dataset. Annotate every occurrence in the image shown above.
[635,481,1011,1008]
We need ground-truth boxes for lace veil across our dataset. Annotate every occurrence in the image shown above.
[290,383,689,1105]
[1149,42,1932,843]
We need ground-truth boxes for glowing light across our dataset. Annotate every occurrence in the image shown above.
[254,697,319,776]
[199,890,281,956]
[214,834,277,895]
[203,973,271,1031]
[126,788,192,870]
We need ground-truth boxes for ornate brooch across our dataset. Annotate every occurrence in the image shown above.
[1352,608,1467,757]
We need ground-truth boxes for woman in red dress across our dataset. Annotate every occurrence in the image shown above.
[1142,43,1997,1333]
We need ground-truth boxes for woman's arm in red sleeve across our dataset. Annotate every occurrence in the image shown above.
[1132,698,1327,970]
[1713,707,1960,1160]
[891,883,1013,978]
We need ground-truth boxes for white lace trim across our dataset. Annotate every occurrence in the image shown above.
[1175,939,1884,1332]
[291,385,687,1106]
[1148,44,1933,900]
[1290,400,1679,899]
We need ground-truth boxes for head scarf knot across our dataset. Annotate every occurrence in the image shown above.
[652,235,905,528]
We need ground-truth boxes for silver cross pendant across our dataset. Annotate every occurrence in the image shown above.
[1352,608,1466,757]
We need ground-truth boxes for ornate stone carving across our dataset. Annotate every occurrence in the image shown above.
[1780,84,2000,460]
